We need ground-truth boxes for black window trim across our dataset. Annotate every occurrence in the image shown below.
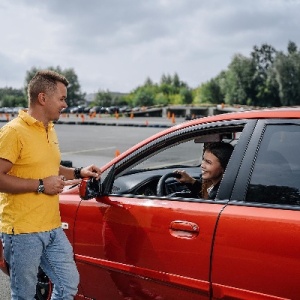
[217,119,257,200]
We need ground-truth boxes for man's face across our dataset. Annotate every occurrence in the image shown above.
[44,82,68,122]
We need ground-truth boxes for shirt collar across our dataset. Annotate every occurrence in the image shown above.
[18,110,54,130]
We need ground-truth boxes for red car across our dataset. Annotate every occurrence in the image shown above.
[1,108,300,299]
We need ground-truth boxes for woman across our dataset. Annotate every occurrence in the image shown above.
[175,142,234,199]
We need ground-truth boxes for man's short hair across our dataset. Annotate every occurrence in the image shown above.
[28,70,69,104]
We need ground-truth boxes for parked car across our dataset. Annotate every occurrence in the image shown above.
[89,106,108,114]
[107,106,120,114]
[185,113,204,120]
[70,106,87,114]
[0,107,13,113]
[119,106,131,113]
[61,107,73,114]
[1,108,300,299]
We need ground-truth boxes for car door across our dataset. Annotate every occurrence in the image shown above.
[75,195,227,299]
[211,119,300,299]
[73,121,251,300]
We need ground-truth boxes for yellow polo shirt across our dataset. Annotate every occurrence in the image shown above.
[0,110,62,234]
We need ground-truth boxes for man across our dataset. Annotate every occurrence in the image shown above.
[0,70,101,299]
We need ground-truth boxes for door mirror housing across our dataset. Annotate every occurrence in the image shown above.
[79,177,102,200]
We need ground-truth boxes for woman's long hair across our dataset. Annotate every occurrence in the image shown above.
[201,142,234,199]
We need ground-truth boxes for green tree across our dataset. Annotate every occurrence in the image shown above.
[115,95,129,107]
[287,41,297,55]
[154,92,169,105]
[173,73,181,89]
[180,87,193,104]
[222,54,256,105]
[63,68,86,106]
[1,94,27,108]
[157,73,190,104]
[274,42,300,106]
[122,93,134,107]
[251,44,280,106]
[144,77,154,86]
[169,94,182,105]
[24,67,40,98]
[200,78,224,104]
[93,90,113,107]
[159,83,173,101]
[132,88,155,107]
[0,87,27,107]
[160,74,172,85]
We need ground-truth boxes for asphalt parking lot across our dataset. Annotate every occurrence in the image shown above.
[57,122,168,167]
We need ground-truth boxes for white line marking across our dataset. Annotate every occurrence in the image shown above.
[61,146,116,155]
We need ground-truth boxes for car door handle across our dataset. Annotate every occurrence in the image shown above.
[169,220,199,239]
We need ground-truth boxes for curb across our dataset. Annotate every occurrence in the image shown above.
[55,120,171,128]
[0,118,172,128]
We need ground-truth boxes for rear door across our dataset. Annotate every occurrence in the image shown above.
[211,120,300,299]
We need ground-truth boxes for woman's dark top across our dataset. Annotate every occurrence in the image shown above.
[186,176,220,200]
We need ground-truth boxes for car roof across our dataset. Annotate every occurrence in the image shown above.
[185,107,300,126]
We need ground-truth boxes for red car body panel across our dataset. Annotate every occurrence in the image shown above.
[0,246,8,275]
[72,196,224,299]
[211,205,300,299]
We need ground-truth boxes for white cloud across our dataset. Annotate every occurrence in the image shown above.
[0,0,299,93]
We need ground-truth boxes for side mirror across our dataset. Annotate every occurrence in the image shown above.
[79,177,102,200]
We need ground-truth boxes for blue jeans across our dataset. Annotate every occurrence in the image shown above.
[1,227,79,300]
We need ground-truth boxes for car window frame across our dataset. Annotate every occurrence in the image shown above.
[216,119,257,200]
[101,120,249,201]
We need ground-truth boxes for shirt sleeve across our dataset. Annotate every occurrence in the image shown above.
[0,126,21,164]
[186,179,202,198]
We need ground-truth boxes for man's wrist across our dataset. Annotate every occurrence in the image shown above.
[36,179,45,194]
[74,167,83,179]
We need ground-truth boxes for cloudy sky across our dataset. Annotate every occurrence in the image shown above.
[0,0,299,94]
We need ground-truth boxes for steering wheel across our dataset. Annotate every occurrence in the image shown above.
[156,172,183,196]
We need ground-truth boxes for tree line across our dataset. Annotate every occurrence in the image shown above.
[1,41,300,109]
[0,66,85,109]
[199,41,300,107]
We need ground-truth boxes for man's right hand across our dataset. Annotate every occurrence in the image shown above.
[43,175,66,195]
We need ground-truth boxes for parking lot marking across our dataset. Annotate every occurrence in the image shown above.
[61,146,116,155]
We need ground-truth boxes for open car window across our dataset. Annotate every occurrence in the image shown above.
[126,127,242,174]
[106,123,244,198]
[111,138,204,197]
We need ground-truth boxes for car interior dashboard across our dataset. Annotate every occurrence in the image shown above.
[111,167,200,196]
